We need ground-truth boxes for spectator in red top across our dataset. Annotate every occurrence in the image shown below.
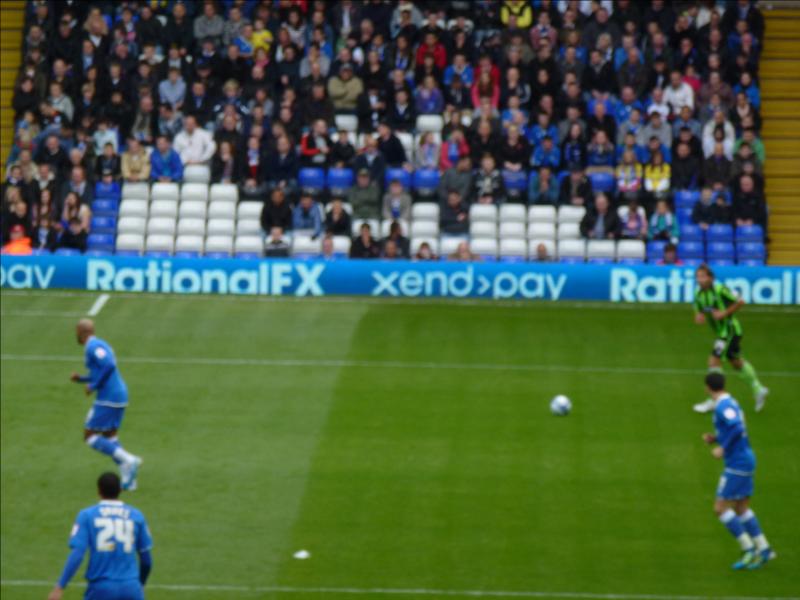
[300,119,332,167]
[415,31,447,70]
[471,71,499,109]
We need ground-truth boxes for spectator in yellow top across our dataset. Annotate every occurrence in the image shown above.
[501,1,533,29]
[644,151,671,202]
[252,19,274,55]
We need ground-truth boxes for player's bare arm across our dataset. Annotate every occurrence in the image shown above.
[711,297,745,321]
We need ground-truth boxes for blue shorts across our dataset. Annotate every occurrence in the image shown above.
[85,404,125,432]
[716,470,754,500]
[85,580,143,600]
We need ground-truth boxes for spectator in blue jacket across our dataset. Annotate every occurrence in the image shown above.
[531,136,560,170]
[733,71,760,110]
[150,136,184,182]
[292,193,323,238]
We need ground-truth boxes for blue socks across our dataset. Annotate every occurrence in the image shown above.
[719,509,754,551]
[87,434,122,465]
[739,509,770,552]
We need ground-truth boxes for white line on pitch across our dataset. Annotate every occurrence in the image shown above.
[86,293,110,317]
[1,580,796,600]
[2,353,799,379]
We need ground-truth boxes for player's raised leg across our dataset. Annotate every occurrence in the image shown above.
[693,356,722,413]
[730,356,768,412]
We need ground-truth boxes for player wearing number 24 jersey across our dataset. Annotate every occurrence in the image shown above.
[48,473,153,600]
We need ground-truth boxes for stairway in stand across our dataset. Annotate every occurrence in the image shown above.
[0,1,25,167]
[761,6,800,265]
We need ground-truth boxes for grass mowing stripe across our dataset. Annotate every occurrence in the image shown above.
[2,581,797,600]
[3,353,799,378]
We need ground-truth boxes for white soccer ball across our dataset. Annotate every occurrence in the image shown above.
[550,394,572,416]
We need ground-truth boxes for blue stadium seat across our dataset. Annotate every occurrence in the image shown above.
[736,224,764,243]
[145,251,172,258]
[413,169,440,196]
[556,170,570,186]
[94,181,121,201]
[499,255,526,264]
[92,199,119,217]
[618,258,645,265]
[674,190,700,208]
[298,168,326,193]
[326,168,354,194]
[115,250,140,257]
[30,248,47,255]
[384,168,412,189]
[91,216,117,234]
[88,233,115,252]
[55,248,81,256]
[736,242,766,261]
[646,240,667,260]
[676,207,694,225]
[587,172,615,193]
[683,258,704,267]
[502,169,528,198]
[680,224,704,242]
[235,252,262,260]
[709,259,735,267]
[205,252,232,259]
[588,257,614,265]
[678,241,705,260]
[707,224,733,242]
[85,250,111,257]
[738,258,765,267]
[174,251,201,259]
[707,242,735,261]
[559,257,585,264]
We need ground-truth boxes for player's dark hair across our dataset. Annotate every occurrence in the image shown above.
[98,472,121,499]
[705,372,725,392]
[696,263,714,278]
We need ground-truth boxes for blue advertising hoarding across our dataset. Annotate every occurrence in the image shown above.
[1,255,798,304]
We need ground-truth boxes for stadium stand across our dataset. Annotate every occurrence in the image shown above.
[0,0,788,265]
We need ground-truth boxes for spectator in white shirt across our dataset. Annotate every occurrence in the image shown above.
[646,87,670,120]
[173,115,217,166]
[663,70,695,116]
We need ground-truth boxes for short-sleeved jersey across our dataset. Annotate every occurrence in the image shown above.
[713,395,756,474]
[85,336,128,407]
[68,500,153,582]
[694,281,743,339]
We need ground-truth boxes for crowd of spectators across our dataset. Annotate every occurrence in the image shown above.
[2,0,767,261]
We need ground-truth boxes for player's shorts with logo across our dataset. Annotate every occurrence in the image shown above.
[711,335,742,360]
[85,404,125,431]
[84,579,144,600]
[716,469,754,500]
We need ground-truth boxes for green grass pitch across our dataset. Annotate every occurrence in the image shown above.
[1,290,799,600]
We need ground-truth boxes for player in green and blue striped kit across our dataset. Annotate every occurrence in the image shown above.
[692,265,768,414]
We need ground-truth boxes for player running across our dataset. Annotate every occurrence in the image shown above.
[71,318,142,490]
[701,372,775,570]
[48,472,153,600]
[692,264,768,413]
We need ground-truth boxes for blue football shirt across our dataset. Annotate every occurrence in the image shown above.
[713,395,756,474]
[84,336,128,406]
[68,500,152,582]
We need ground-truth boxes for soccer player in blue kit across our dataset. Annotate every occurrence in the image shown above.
[71,319,142,490]
[701,372,776,570]
[48,472,153,600]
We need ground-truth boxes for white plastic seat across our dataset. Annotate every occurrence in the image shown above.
[236,219,262,236]
[439,236,463,256]
[206,219,236,236]
[332,236,351,254]
[469,204,498,223]
[557,222,581,240]
[151,182,179,202]
[118,199,148,218]
[177,218,206,236]
[204,235,233,255]
[528,222,556,239]
[234,236,264,254]
[528,239,556,260]
[117,216,146,235]
[183,165,211,184]
[292,235,321,256]
[380,219,408,238]
[115,233,144,253]
[416,115,444,132]
[411,237,440,256]
[121,182,149,201]
[145,234,175,253]
[181,183,209,203]
[209,183,238,203]
[149,199,178,218]
[617,239,646,260]
[411,202,440,222]
[335,114,358,132]
[499,204,526,223]
[499,238,528,259]
[528,205,557,223]
[397,132,414,158]
[174,235,204,254]
[207,201,236,219]
[470,221,496,239]
[499,222,526,239]
[558,205,586,224]
[352,218,380,237]
[558,239,586,260]
[410,221,439,238]
[179,200,207,220]
[587,240,616,259]
[470,238,498,258]
[147,217,176,236]
[237,202,263,220]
